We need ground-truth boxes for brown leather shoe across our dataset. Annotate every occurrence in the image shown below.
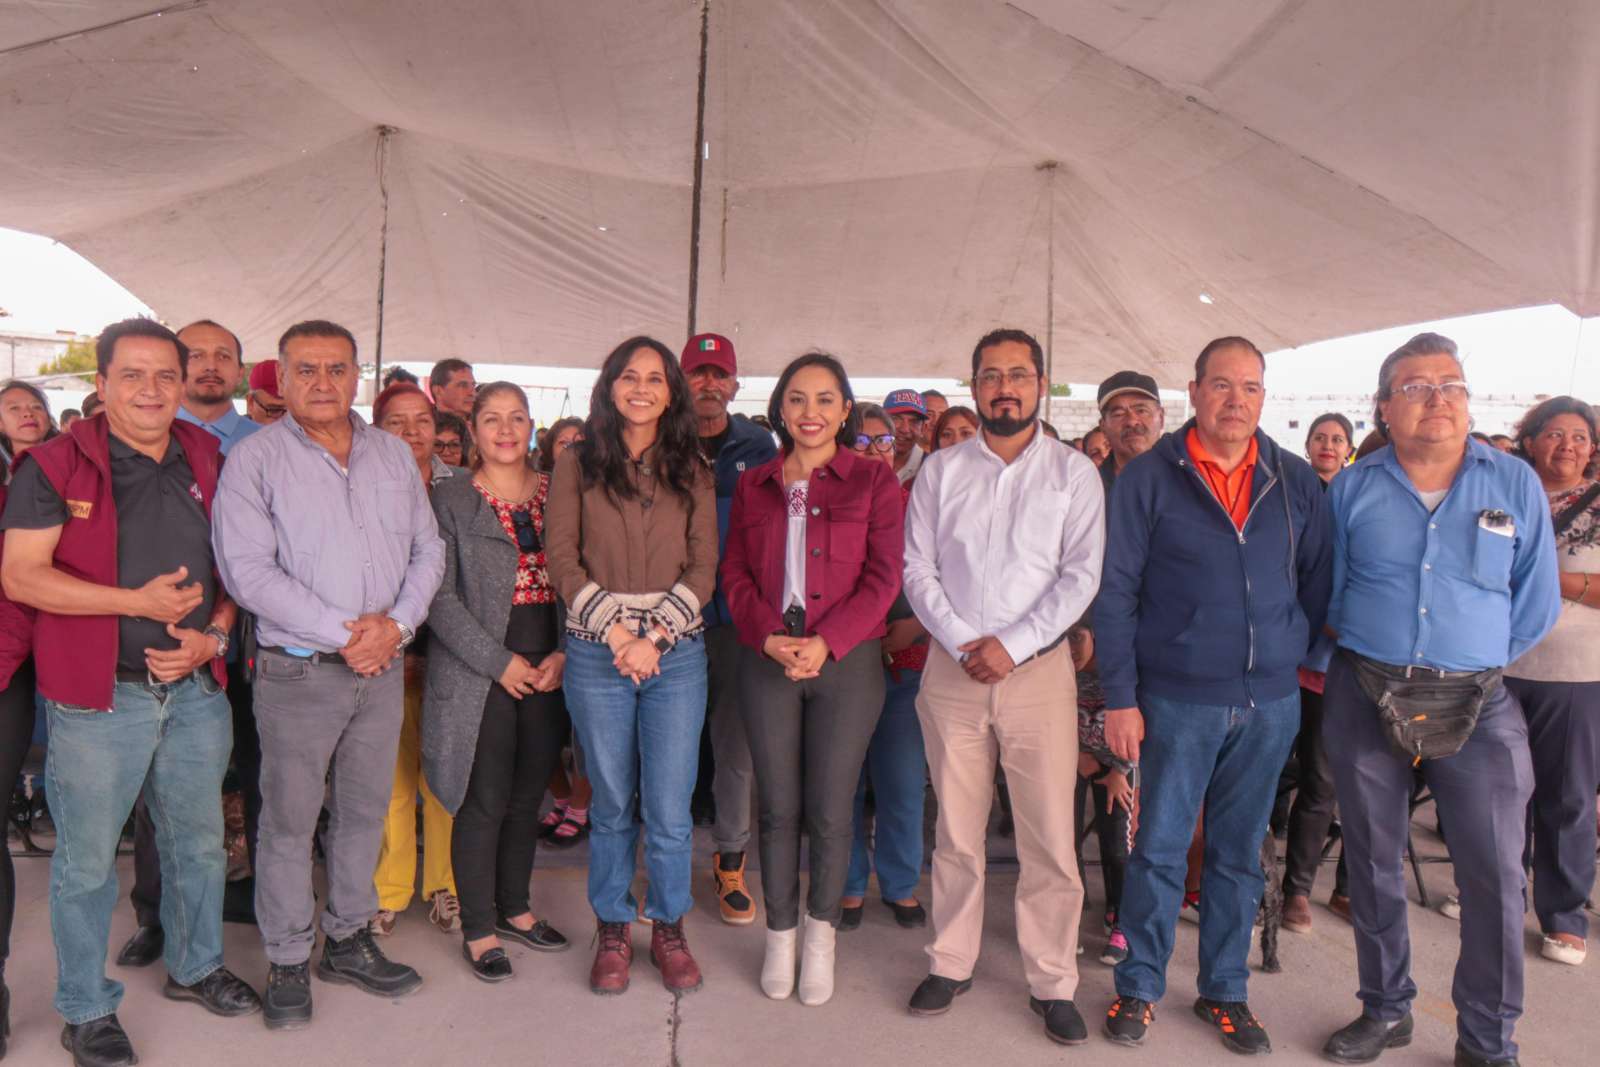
[712,852,757,926]
[649,919,703,993]
[590,921,632,995]
[1328,893,1352,923]
[1283,894,1313,933]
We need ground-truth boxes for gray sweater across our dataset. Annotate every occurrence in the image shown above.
[421,473,563,814]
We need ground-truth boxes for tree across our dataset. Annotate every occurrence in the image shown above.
[38,338,97,384]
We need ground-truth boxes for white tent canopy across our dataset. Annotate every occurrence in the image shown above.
[2,0,1595,384]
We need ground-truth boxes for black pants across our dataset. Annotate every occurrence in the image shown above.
[0,659,35,962]
[452,604,570,942]
[740,638,884,931]
[1077,773,1131,919]
[131,656,260,927]
[1282,685,1337,897]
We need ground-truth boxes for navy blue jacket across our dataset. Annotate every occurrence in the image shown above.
[701,414,779,629]
[1095,420,1333,710]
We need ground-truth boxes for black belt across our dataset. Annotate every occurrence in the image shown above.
[115,667,203,687]
[1015,631,1069,668]
[258,645,351,668]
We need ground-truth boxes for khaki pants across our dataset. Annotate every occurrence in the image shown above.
[916,642,1082,1000]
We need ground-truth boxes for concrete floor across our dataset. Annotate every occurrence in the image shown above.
[4,819,1595,1066]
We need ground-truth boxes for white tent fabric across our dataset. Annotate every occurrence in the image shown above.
[2,0,1596,384]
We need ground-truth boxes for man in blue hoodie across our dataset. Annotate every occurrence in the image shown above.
[683,332,778,925]
[1095,337,1332,1054]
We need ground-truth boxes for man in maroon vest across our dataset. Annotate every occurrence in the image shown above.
[1,318,261,1067]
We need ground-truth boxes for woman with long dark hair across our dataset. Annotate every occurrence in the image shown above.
[544,336,716,996]
[722,354,904,1005]
[0,380,58,476]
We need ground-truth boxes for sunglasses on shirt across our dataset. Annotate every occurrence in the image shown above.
[852,433,896,454]
[511,510,541,553]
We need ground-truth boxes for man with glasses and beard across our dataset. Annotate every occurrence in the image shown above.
[680,333,776,926]
[902,328,1104,1047]
[1096,371,1164,494]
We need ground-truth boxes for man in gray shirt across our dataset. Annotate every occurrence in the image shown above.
[212,320,444,1031]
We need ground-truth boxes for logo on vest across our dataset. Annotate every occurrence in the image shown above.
[66,499,93,520]
[736,462,746,472]
[188,483,204,506]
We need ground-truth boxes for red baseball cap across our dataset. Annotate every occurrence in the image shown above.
[248,360,281,398]
[681,333,737,376]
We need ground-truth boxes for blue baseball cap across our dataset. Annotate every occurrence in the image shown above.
[883,389,929,419]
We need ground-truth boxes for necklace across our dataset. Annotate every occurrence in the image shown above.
[476,467,537,504]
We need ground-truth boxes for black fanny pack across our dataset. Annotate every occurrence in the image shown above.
[1343,650,1501,765]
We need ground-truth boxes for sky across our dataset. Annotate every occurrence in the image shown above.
[5,225,1599,411]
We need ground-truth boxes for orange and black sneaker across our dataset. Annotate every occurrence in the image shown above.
[712,851,757,926]
[1194,997,1272,1055]
[1104,995,1155,1045]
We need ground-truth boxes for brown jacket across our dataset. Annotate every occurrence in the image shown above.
[544,444,717,640]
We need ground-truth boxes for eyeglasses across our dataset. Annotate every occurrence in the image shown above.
[1394,381,1470,404]
[973,368,1039,389]
[511,510,541,553]
[852,433,896,453]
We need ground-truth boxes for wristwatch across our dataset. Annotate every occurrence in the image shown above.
[652,632,672,654]
[203,625,230,659]
[394,621,416,650]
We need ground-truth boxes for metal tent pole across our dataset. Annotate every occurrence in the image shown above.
[686,1,711,339]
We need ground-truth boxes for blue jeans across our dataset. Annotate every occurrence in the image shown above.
[845,667,926,901]
[46,675,232,1023]
[564,634,707,923]
[1114,690,1299,1004]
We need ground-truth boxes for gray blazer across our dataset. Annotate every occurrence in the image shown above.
[421,472,562,814]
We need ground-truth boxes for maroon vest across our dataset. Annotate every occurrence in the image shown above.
[25,415,225,709]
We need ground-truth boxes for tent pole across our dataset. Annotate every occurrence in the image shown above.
[1037,161,1058,401]
[373,126,395,394]
[686,1,710,338]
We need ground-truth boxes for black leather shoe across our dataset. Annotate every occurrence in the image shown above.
[908,974,973,1016]
[162,967,262,1017]
[838,904,863,931]
[318,928,422,997]
[1322,1014,1413,1063]
[114,926,163,968]
[885,899,927,928]
[263,962,312,1031]
[1194,997,1272,1055]
[495,918,569,952]
[463,941,513,983]
[1030,997,1088,1045]
[60,1013,137,1067]
[1454,1043,1520,1067]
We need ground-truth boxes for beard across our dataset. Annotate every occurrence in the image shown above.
[978,409,1035,437]
[188,380,230,404]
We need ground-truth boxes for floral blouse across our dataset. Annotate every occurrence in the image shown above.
[1506,477,1600,683]
[473,477,557,606]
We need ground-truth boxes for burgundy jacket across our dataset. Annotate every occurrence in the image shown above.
[720,446,904,660]
[0,484,32,691]
[18,416,226,709]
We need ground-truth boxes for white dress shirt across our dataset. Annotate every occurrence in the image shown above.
[903,427,1105,665]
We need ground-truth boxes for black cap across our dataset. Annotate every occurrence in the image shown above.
[1097,370,1160,410]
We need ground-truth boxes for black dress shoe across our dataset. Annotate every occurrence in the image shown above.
[1454,1043,1520,1067]
[162,967,262,1017]
[495,918,570,952]
[884,899,927,929]
[1030,997,1088,1045]
[318,928,422,997]
[838,904,863,931]
[60,1013,137,1067]
[263,962,312,1031]
[1322,1014,1413,1063]
[114,926,163,968]
[908,974,973,1016]
[463,941,514,983]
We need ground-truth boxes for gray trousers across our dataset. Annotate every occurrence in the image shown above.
[253,649,404,964]
[740,639,884,930]
[1324,654,1533,1062]
[706,624,754,854]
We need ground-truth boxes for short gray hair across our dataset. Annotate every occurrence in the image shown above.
[856,402,890,431]
[1373,332,1461,436]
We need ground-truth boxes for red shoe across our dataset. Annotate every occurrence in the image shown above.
[649,919,703,993]
[589,921,632,995]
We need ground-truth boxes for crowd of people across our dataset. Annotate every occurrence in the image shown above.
[0,316,1593,1067]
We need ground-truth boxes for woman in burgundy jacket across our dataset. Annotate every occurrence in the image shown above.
[0,480,37,1055]
[721,352,904,1008]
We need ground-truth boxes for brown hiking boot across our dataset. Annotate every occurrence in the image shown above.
[1283,894,1312,933]
[649,919,703,993]
[712,851,757,926]
[590,921,632,995]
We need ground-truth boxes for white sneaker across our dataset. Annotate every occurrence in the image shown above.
[761,927,798,1000]
[1541,935,1587,966]
[368,909,397,936]
[1438,894,1461,921]
[797,914,837,1007]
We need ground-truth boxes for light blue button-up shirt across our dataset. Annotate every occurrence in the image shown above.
[177,404,260,456]
[1328,439,1560,671]
[211,411,445,653]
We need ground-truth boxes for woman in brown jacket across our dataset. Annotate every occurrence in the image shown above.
[544,336,717,998]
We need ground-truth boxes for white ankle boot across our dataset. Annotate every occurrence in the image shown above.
[797,914,837,1006]
[761,927,798,999]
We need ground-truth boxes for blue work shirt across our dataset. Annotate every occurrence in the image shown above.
[1328,439,1560,671]
[177,404,261,456]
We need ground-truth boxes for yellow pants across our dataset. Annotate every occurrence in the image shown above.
[374,678,456,910]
